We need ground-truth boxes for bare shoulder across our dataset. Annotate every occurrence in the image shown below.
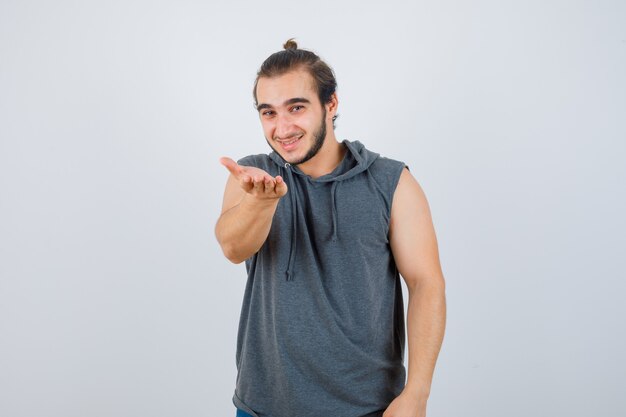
[390,168,431,224]
[390,168,442,286]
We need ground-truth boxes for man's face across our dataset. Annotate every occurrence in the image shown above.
[256,69,330,166]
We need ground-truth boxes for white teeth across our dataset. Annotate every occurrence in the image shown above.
[281,135,301,145]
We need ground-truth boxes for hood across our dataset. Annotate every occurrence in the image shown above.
[267,139,379,281]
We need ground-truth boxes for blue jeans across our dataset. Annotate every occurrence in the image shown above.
[236,409,255,417]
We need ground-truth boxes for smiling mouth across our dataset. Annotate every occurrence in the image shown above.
[277,134,303,145]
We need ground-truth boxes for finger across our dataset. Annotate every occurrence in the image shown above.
[252,176,265,193]
[240,175,254,192]
[219,157,243,177]
[263,177,276,193]
[275,177,288,196]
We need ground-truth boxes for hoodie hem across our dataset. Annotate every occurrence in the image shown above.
[232,392,260,417]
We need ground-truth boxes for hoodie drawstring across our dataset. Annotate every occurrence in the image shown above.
[284,163,297,281]
[266,140,378,283]
[284,164,339,280]
[330,182,339,242]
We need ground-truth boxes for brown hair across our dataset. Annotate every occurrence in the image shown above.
[253,39,338,126]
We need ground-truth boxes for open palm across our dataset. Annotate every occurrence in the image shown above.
[220,157,288,200]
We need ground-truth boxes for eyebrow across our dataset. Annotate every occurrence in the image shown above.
[256,97,311,112]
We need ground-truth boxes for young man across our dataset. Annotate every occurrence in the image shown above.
[215,40,446,417]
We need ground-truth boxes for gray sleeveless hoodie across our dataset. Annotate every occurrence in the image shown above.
[233,140,407,417]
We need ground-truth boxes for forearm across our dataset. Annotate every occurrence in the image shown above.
[404,279,447,398]
[215,195,279,263]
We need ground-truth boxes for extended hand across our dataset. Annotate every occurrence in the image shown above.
[220,157,288,200]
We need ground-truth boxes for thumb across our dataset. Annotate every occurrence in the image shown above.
[219,157,242,177]
[275,175,288,197]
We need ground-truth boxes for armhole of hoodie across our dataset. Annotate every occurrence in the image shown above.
[383,161,408,241]
[389,161,408,213]
[367,158,407,219]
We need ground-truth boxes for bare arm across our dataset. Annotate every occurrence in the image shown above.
[214,157,288,264]
[384,168,447,417]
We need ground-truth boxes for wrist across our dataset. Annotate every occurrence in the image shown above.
[403,382,431,400]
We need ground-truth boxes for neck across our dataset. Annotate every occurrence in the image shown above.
[297,131,346,178]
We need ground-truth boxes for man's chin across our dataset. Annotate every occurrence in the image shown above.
[283,155,303,165]
[266,140,295,162]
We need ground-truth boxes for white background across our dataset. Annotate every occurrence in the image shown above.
[1,1,625,416]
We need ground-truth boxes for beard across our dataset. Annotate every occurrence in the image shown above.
[267,109,327,166]
[292,113,326,166]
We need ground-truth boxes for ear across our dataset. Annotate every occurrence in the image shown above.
[325,92,339,119]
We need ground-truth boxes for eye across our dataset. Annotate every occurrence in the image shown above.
[291,105,304,112]
[261,110,275,117]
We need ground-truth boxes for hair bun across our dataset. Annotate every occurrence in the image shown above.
[283,38,298,50]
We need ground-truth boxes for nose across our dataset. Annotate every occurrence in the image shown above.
[274,113,298,140]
